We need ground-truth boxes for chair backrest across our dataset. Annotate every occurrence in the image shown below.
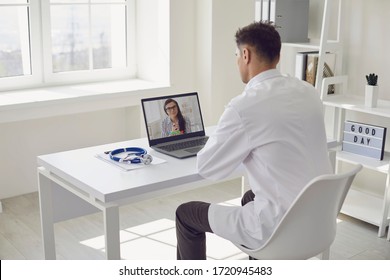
[236,164,362,260]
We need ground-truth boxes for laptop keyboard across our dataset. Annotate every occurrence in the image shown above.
[159,137,209,152]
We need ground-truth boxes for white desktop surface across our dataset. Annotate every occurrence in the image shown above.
[38,137,204,203]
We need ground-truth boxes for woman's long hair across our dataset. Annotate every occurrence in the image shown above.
[164,98,187,133]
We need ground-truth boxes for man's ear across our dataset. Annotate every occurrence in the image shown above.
[242,48,250,64]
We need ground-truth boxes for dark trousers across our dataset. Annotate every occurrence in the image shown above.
[175,190,255,260]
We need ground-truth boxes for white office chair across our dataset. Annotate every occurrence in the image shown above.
[235,164,362,260]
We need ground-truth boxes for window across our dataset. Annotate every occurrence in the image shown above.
[0,1,31,79]
[0,0,136,91]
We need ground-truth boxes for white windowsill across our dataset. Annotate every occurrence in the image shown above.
[0,79,170,123]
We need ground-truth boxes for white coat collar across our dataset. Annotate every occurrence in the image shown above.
[245,69,282,91]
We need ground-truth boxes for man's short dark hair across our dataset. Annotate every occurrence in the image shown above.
[235,21,281,63]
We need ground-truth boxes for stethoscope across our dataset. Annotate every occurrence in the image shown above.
[109,147,153,165]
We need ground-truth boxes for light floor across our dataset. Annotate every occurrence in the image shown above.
[0,178,389,260]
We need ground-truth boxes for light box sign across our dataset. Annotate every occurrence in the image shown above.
[342,121,387,160]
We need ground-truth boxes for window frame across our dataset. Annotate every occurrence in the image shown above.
[0,1,42,91]
[0,0,136,91]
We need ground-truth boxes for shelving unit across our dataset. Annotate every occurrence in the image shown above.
[323,95,390,238]
[280,0,390,239]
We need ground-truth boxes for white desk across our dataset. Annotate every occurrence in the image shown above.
[37,129,243,259]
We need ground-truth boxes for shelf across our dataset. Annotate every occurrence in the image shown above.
[282,42,320,50]
[336,149,390,173]
[341,188,384,227]
[327,138,339,149]
[283,40,341,51]
[323,94,390,118]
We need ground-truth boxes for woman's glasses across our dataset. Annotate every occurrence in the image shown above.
[165,105,177,112]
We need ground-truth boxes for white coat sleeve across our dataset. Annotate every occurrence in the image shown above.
[197,105,251,181]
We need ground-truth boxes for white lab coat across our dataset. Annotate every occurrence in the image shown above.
[197,69,332,249]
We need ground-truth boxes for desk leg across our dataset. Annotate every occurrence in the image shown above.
[328,150,337,173]
[38,171,56,260]
[103,205,120,259]
[241,174,250,196]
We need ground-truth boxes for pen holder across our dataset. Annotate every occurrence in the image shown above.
[365,85,379,108]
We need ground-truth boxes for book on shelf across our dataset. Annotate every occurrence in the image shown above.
[295,51,336,94]
[295,51,318,80]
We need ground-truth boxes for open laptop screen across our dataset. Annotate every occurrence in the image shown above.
[141,92,206,146]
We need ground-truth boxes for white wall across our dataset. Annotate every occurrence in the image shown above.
[136,0,171,84]
[0,108,140,198]
[195,0,255,125]
[342,0,390,100]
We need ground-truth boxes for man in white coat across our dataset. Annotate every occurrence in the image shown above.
[175,21,332,260]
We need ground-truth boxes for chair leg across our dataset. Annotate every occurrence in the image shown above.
[320,248,330,260]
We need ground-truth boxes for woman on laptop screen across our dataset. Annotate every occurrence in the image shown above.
[161,98,192,137]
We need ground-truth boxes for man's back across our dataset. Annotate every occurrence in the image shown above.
[199,70,332,249]
[233,70,332,201]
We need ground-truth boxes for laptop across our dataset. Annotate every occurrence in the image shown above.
[141,92,209,158]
